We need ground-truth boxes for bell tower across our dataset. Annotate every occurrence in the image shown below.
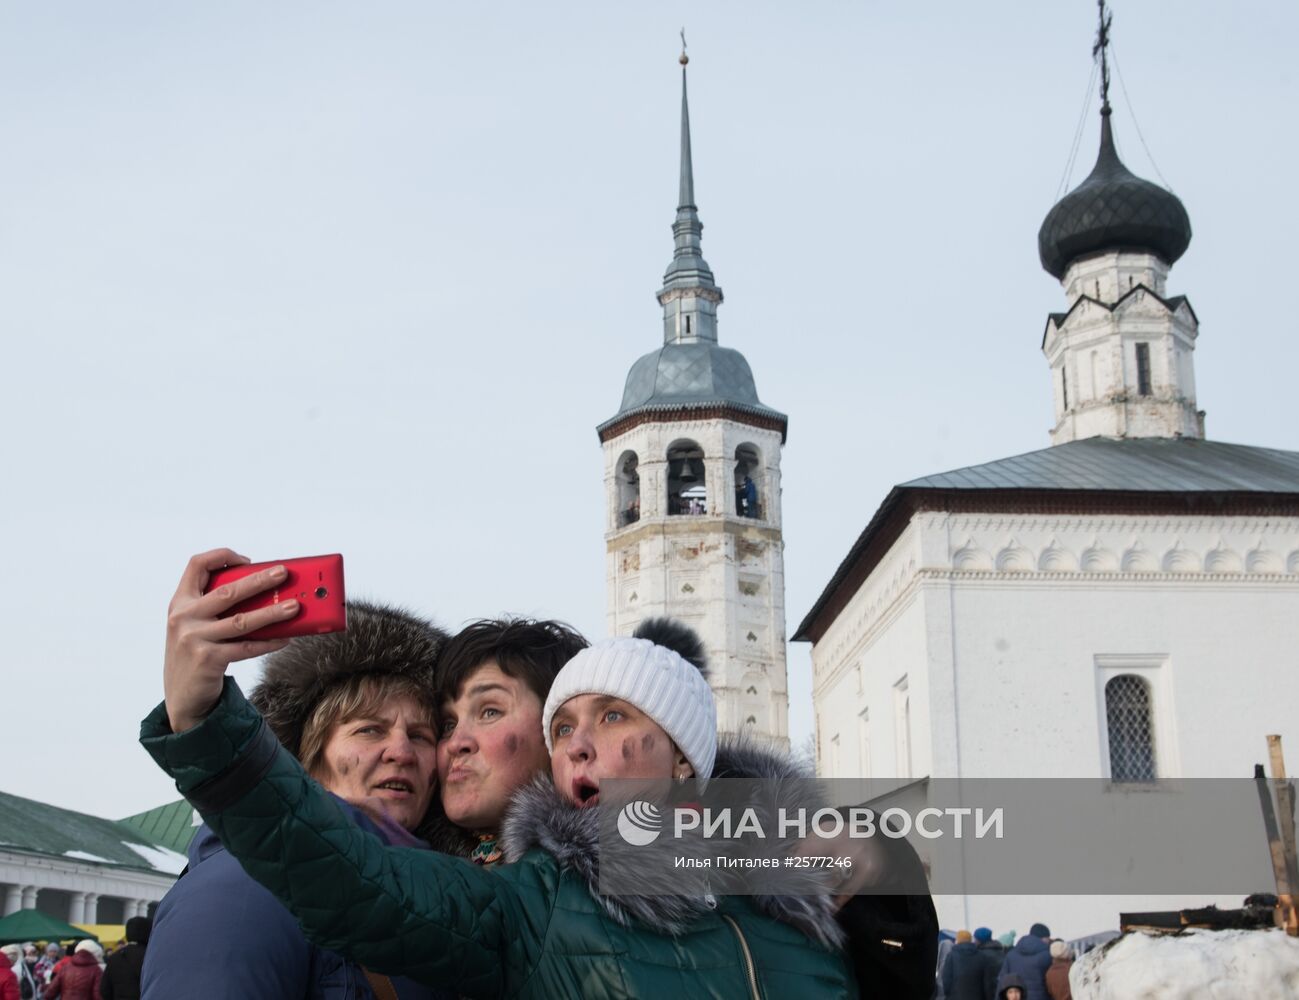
[1038,1,1200,444]
[597,47,790,748]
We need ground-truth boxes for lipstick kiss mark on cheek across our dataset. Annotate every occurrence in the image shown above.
[621,737,635,761]
[641,734,656,752]
[504,733,520,756]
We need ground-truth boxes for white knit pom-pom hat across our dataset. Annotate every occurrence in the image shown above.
[542,636,718,787]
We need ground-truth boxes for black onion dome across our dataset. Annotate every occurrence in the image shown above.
[1038,110,1192,279]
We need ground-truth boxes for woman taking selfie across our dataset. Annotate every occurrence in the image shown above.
[141,550,450,1000]
[143,550,859,997]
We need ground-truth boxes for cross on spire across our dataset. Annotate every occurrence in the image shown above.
[1093,0,1113,113]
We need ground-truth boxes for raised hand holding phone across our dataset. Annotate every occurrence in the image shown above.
[163,548,302,733]
[206,554,345,641]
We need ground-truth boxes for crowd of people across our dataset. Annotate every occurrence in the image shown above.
[131,547,941,998]
[935,922,1077,1000]
[1,919,149,1000]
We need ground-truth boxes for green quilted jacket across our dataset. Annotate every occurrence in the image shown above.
[141,680,857,999]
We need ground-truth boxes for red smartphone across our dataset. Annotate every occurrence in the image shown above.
[205,554,347,641]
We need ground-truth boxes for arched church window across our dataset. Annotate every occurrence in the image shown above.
[616,451,640,526]
[1105,675,1157,782]
[733,444,763,519]
[667,441,707,516]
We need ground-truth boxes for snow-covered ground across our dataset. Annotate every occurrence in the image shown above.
[1072,929,1299,999]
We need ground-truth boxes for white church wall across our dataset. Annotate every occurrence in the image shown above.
[934,511,1299,780]
[811,520,931,778]
[814,509,1299,777]
[813,510,1299,937]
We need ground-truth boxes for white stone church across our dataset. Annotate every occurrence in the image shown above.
[794,77,1299,933]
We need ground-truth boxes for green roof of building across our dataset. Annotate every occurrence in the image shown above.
[119,799,200,856]
[0,790,187,875]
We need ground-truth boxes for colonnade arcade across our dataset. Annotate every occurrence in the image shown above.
[0,858,166,924]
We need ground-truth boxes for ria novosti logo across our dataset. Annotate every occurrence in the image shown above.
[615,800,1004,845]
[616,801,663,846]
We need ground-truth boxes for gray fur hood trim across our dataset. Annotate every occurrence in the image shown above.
[501,737,846,950]
[249,600,448,758]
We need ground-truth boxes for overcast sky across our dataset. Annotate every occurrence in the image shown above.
[2,2,1295,819]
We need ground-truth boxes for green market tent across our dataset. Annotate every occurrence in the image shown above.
[0,909,98,946]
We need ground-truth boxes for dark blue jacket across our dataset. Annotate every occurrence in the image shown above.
[998,936,1052,1000]
[142,804,449,1000]
[942,940,1000,1000]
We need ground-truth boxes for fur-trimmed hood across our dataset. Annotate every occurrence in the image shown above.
[249,600,448,758]
[500,737,846,950]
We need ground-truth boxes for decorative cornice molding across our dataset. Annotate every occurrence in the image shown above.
[657,286,723,305]
[918,567,1299,584]
[796,489,1299,645]
[598,404,788,444]
[606,517,783,549]
[806,510,1299,658]
[812,558,1299,689]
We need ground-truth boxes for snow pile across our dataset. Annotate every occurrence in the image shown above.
[1072,928,1299,1000]
[121,840,187,874]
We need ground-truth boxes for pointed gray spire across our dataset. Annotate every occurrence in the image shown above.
[659,45,722,344]
[679,64,695,209]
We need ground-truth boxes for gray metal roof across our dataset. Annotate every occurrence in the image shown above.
[903,437,1299,494]
[794,436,1299,643]
[602,342,786,429]
[599,62,785,436]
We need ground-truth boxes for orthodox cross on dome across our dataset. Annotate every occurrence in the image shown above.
[1093,0,1113,113]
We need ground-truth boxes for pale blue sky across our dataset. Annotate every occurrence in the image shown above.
[2,1,1295,816]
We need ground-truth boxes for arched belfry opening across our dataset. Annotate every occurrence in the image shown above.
[734,444,762,519]
[617,450,640,526]
[667,440,707,515]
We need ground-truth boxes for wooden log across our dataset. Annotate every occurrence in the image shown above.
[1267,735,1299,911]
[1256,758,1299,936]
